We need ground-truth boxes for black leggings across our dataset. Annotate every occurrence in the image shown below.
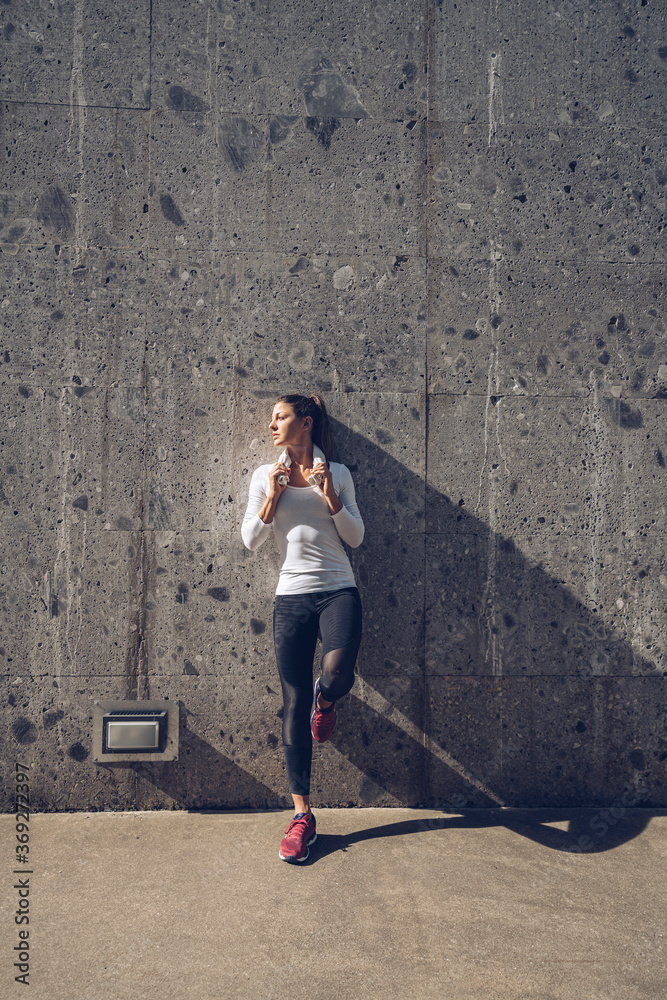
[272,587,363,796]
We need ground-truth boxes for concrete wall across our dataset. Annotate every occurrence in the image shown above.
[1,0,665,811]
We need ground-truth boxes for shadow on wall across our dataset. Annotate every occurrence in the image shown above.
[326,416,663,817]
[128,723,659,856]
[130,728,286,812]
[124,411,663,854]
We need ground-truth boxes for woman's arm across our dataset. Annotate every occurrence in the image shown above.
[329,465,364,547]
[241,461,290,549]
[241,467,274,550]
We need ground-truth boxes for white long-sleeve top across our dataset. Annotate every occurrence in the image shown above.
[241,462,364,595]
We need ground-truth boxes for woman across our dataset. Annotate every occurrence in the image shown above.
[241,394,364,862]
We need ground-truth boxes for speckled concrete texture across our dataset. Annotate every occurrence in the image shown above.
[428,1,666,129]
[1,0,666,812]
[1,809,666,999]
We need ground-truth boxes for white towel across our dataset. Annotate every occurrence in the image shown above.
[277,445,326,486]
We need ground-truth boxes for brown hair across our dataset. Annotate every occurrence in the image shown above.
[275,393,333,461]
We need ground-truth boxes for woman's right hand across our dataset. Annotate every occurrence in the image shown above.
[268,461,290,499]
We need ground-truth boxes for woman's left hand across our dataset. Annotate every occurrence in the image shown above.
[312,462,343,513]
[312,461,334,496]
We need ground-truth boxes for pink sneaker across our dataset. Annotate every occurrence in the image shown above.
[279,812,317,863]
[310,678,336,743]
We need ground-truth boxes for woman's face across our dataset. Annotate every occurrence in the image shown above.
[269,402,311,448]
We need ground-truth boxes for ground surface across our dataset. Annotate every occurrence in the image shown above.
[1,808,666,999]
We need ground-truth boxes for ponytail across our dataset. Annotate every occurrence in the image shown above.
[275,393,333,461]
[309,393,333,461]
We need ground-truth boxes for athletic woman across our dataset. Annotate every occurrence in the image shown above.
[241,394,364,862]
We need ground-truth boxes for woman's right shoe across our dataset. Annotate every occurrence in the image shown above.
[279,812,317,863]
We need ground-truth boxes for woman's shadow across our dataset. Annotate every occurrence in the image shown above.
[295,806,661,864]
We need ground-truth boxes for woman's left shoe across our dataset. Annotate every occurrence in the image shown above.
[279,812,317,863]
[310,677,336,743]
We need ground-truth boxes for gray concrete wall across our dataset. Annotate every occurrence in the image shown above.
[1,0,665,811]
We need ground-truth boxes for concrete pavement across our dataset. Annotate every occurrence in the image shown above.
[2,808,666,999]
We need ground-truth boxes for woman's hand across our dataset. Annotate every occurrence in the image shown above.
[313,462,343,514]
[257,462,289,525]
[268,461,290,499]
